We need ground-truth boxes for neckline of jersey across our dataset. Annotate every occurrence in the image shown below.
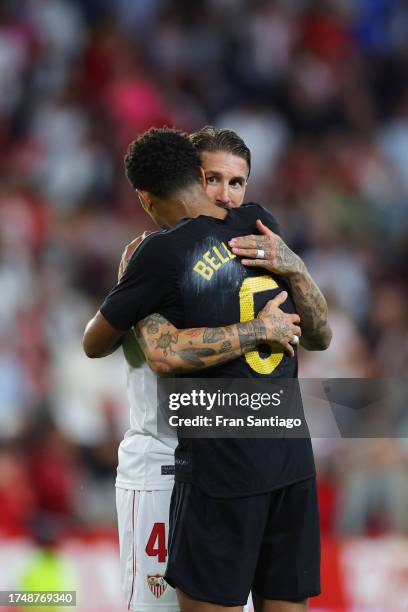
[179,209,235,226]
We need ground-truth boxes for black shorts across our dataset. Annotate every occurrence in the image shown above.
[165,478,321,606]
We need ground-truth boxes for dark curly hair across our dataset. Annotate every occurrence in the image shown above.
[124,127,202,198]
[190,126,251,177]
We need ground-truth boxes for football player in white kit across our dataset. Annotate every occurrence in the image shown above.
[85,126,312,612]
[105,128,255,612]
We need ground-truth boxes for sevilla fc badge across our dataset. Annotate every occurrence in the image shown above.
[147,574,167,599]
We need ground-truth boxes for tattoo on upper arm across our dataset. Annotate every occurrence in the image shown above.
[155,331,179,356]
[146,313,167,333]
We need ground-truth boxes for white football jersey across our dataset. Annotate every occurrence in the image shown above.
[115,330,177,491]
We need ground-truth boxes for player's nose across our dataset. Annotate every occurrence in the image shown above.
[216,183,231,206]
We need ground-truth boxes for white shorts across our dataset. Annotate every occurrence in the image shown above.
[116,487,178,611]
[116,487,253,611]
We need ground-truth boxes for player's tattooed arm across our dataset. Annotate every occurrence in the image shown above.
[288,267,332,350]
[237,320,267,349]
[135,316,243,374]
[134,292,302,374]
[229,219,332,351]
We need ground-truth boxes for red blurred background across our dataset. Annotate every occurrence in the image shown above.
[0,0,407,609]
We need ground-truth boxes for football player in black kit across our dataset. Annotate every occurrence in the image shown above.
[84,128,332,612]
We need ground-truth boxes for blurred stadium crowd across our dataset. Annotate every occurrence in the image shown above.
[0,0,407,546]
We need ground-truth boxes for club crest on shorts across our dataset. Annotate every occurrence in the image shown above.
[147,574,167,599]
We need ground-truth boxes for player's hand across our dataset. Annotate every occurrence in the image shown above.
[118,231,153,281]
[229,219,303,277]
[257,291,301,358]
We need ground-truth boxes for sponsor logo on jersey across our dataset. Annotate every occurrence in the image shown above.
[161,465,175,475]
[175,456,190,467]
[147,574,167,599]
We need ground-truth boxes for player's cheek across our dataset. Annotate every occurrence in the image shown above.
[229,190,245,208]
[204,183,218,203]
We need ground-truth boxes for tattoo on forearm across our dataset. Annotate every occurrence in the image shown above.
[203,328,226,343]
[315,318,327,331]
[185,329,204,338]
[224,326,235,337]
[220,340,232,353]
[275,239,302,274]
[176,347,216,368]
[237,320,266,350]
[138,314,270,372]
[290,270,331,347]
[169,350,241,373]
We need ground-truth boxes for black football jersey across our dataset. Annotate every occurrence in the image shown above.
[101,203,315,496]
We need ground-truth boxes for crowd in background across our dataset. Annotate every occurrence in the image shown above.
[0,0,407,543]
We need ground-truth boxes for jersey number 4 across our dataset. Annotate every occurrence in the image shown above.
[239,275,284,375]
[145,522,167,563]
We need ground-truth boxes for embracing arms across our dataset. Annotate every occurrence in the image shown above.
[229,219,332,351]
[83,290,301,373]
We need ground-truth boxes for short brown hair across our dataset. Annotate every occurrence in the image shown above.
[190,126,251,177]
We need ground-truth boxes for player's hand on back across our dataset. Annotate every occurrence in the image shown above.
[229,219,303,277]
[118,231,154,281]
[257,291,301,358]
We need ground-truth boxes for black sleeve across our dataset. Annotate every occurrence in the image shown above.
[100,234,176,331]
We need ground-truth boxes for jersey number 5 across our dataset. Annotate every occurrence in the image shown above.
[239,275,284,375]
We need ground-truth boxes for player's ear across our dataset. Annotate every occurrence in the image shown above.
[137,190,153,212]
[198,166,206,188]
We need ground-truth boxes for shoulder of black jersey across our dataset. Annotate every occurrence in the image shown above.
[241,201,275,217]
[239,202,280,230]
[127,230,166,264]
[237,202,268,215]
[126,216,211,271]
[123,229,177,279]
[150,215,215,240]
